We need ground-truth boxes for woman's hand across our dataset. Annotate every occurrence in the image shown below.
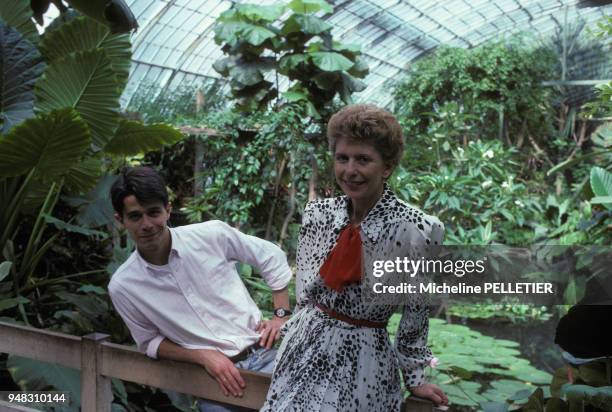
[410,383,449,406]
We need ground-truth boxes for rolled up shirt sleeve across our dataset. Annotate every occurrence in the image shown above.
[214,220,292,290]
[109,283,165,359]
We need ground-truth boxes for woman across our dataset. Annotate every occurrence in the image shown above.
[262,105,448,411]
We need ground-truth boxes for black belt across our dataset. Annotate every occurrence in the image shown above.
[229,342,260,363]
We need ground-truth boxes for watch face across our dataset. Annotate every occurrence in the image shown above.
[274,308,290,317]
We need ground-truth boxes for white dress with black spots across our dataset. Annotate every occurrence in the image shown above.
[262,186,444,412]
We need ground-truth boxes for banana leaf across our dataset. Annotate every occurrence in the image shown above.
[0,108,90,178]
[35,49,121,150]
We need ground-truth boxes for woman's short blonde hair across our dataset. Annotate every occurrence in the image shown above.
[327,104,404,168]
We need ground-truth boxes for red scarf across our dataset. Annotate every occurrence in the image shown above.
[319,224,363,291]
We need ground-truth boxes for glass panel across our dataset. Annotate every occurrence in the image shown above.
[123,0,612,108]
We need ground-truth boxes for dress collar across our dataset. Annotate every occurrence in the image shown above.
[332,184,400,244]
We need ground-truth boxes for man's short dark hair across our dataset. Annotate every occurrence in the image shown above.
[111,167,169,216]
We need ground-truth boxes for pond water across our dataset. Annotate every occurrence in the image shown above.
[460,314,565,374]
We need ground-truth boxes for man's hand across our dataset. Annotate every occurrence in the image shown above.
[196,349,245,397]
[257,317,286,349]
[410,383,449,406]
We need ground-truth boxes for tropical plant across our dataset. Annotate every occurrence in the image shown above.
[0,5,193,410]
[212,0,368,117]
[389,102,545,245]
[392,38,556,148]
[181,102,330,251]
[0,3,184,322]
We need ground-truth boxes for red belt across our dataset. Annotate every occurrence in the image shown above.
[316,303,388,329]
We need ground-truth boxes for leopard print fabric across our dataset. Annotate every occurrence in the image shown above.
[262,186,444,412]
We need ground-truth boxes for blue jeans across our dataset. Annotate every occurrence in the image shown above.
[198,347,276,412]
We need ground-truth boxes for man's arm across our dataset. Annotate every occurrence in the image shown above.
[157,338,246,397]
[257,286,291,349]
[109,283,165,357]
[110,285,245,398]
[214,221,293,348]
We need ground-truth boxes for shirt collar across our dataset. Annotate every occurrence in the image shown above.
[136,227,182,273]
[332,184,400,244]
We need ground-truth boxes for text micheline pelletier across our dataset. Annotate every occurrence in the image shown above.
[370,257,554,295]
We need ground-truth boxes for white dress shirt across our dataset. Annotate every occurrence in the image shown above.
[108,220,292,359]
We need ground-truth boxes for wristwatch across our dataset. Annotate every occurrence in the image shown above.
[273,308,292,318]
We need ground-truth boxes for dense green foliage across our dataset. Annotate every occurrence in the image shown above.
[393,40,556,147]
[0,3,185,410]
[389,102,544,245]
[212,0,368,116]
[391,35,611,248]
[1,2,610,411]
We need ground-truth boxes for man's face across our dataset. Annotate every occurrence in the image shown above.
[117,195,171,253]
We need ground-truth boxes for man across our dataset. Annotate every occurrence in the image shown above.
[108,166,292,412]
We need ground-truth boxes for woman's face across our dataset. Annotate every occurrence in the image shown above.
[334,136,392,208]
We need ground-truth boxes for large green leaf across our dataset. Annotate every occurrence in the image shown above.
[590,166,612,210]
[279,54,307,74]
[64,173,117,227]
[333,41,362,54]
[287,0,333,14]
[63,155,103,194]
[236,4,285,22]
[281,14,332,35]
[214,22,245,46]
[240,23,276,46]
[282,90,309,102]
[7,355,80,411]
[212,57,233,76]
[0,108,90,178]
[21,178,54,215]
[347,56,369,78]
[35,49,121,150]
[0,21,46,133]
[0,0,38,43]
[42,214,108,238]
[312,71,340,90]
[104,120,183,156]
[310,51,354,72]
[229,64,264,86]
[39,16,132,88]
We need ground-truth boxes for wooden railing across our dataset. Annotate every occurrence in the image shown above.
[0,322,442,412]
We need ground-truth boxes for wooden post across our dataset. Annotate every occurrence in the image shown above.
[81,333,112,412]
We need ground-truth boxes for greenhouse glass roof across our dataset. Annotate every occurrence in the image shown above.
[121,0,611,108]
